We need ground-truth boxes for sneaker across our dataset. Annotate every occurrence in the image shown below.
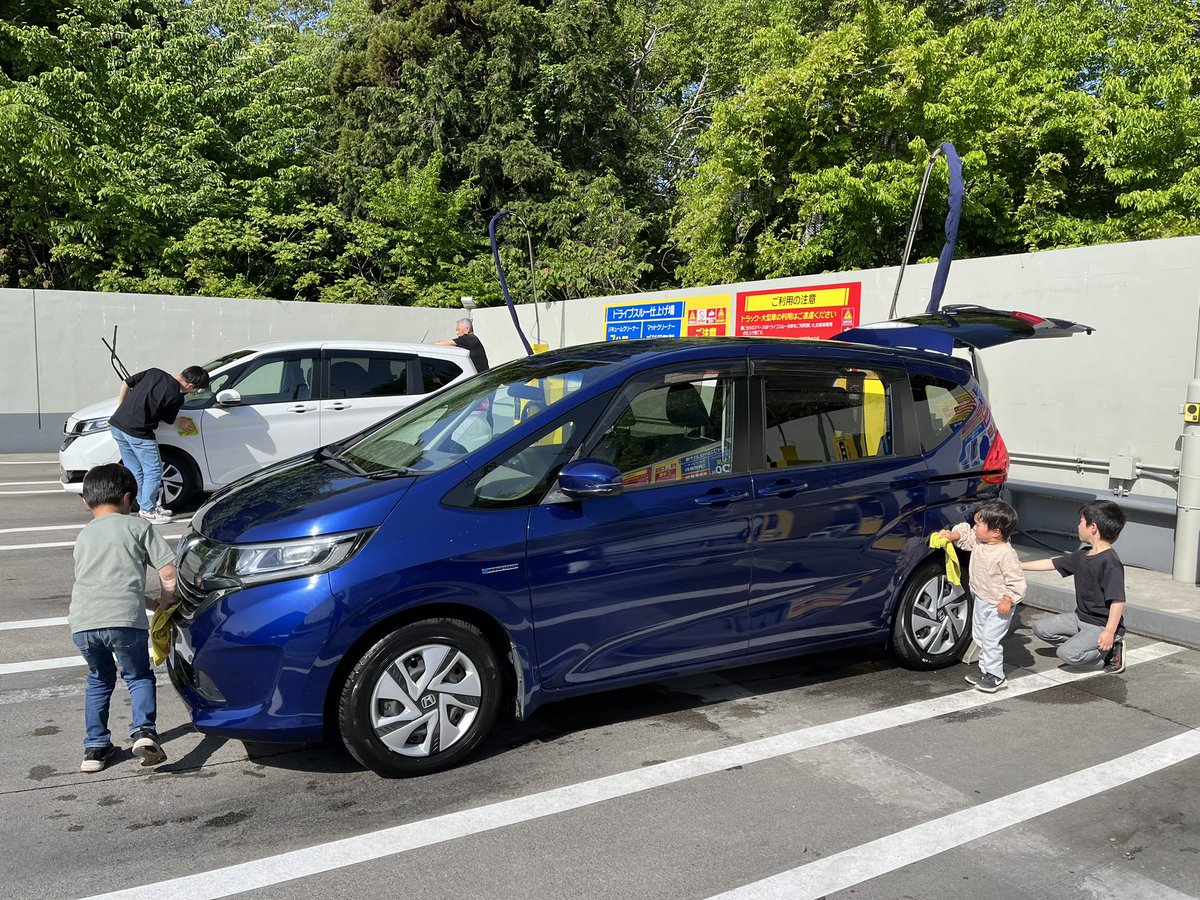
[138,508,171,525]
[80,744,116,773]
[1103,641,1126,674]
[131,728,167,767]
[974,673,1008,693]
[155,504,173,518]
[964,671,984,686]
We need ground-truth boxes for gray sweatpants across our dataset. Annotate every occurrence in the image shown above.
[1033,611,1113,666]
[973,600,1015,679]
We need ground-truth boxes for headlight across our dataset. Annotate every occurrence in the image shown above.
[77,418,110,435]
[196,530,373,591]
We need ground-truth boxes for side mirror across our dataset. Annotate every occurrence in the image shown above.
[215,389,242,406]
[558,459,623,499]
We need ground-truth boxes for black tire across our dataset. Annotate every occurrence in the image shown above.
[338,618,501,777]
[890,557,974,670]
[159,447,202,509]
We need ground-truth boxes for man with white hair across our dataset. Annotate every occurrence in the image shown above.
[435,318,490,372]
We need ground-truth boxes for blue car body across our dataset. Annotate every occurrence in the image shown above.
[167,324,1067,773]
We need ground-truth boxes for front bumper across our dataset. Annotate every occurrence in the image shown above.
[167,574,361,743]
[59,429,120,493]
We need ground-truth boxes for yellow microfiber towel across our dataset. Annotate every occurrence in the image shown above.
[928,532,962,586]
[150,602,181,666]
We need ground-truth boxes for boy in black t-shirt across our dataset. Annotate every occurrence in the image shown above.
[108,365,209,524]
[1022,500,1128,673]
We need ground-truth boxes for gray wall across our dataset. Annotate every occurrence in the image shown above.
[5,237,1198,571]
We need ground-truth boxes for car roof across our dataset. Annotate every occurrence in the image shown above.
[233,340,471,358]
[538,336,972,377]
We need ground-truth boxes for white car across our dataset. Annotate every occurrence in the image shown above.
[60,340,476,507]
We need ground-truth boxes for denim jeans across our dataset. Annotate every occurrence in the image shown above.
[111,425,162,512]
[72,628,157,748]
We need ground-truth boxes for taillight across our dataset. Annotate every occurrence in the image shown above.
[981,431,1009,484]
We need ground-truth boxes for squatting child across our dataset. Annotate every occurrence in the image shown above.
[1021,500,1128,674]
[69,463,177,773]
[938,499,1027,693]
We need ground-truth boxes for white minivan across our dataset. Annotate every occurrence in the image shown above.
[59,340,476,507]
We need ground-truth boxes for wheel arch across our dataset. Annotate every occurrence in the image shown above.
[322,601,524,742]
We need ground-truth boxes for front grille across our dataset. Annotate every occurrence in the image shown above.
[176,532,226,622]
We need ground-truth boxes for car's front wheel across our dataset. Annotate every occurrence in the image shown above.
[890,558,973,669]
[338,618,501,777]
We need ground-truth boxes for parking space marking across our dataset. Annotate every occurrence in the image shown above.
[0,616,68,631]
[709,727,1200,900]
[0,480,60,486]
[0,524,85,534]
[78,643,1182,900]
[0,532,186,551]
[0,656,84,675]
[0,460,57,465]
[0,489,65,495]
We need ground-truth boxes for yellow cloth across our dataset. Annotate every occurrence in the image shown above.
[150,602,181,666]
[928,533,962,586]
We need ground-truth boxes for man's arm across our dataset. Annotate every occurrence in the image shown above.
[1097,600,1125,652]
[117,381,130,405]
[432,338,455,346]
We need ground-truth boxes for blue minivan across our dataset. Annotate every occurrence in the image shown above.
[169,310,1088,776]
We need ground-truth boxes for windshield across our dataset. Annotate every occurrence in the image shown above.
[338,358,606,474]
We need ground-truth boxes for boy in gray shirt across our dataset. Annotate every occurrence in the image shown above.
[70,464,178,773]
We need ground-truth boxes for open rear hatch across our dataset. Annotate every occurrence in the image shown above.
[835,305,1093,354]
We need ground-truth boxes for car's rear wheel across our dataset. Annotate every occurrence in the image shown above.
[159,447,202,509]
[338,618,501,777]
[891,558,973,670]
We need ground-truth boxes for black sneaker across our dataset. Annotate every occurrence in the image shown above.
[1103,641,1126,674]
[964,671,984,686]
[131,728,167,766]
[975,673,1008,693]
[80,743,116,773]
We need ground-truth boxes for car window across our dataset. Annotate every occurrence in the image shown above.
[341,359,604,474]
[182,363,245,410]
[760,366,892,468]
[232,355,317,404]
[421,357,464,391]
[590,374,735,488]
[911,375,976,452]
[328,353,413,399]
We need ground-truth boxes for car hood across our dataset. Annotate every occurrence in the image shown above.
[69,397,119,424]
[195,456,414,544]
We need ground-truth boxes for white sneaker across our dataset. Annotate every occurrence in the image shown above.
[138,508,171,525]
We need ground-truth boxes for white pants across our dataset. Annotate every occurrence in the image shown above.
[973,600,1014,679]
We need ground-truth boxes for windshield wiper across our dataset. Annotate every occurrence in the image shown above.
[360,465,416,480]
[315,446,368,476]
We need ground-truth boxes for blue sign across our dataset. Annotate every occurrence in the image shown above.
[606,302,684,324]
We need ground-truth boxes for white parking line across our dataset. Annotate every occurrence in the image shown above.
[78,643,1182,900]
[0,524,85,534]
[0,656,84,675]
[0,489,65,495]
[0,480,60,486]
[0,533,186,551]
[0,617,69,631]
[0,460,57,465]
[710,728,1200,900]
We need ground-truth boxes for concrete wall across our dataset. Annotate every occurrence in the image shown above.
[5,236,1198,571]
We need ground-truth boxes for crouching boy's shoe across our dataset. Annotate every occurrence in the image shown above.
[1103,641,1126,674]
[81,743,116,773]
[131,728,167,766]
[975,673,1008,693]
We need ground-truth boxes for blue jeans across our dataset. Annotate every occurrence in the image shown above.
[111,426,162,511]
[72,628,157,748]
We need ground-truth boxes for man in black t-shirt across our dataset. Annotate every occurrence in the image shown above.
[1022,500,1128,673]
[108,365,210,524]
[435,318,490,373]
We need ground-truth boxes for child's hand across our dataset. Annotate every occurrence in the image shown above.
[1097,629,1117,652]
[997,598,1014,616]
[937,529,957,541]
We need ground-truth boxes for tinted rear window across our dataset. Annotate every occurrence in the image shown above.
[911,376,976,452]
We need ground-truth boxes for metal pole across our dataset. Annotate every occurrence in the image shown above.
[888,147,942,320]
[1173,300,1200,583]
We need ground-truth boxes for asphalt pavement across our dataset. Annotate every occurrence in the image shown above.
[2,453,1199,900]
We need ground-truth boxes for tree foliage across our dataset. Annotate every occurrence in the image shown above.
[1,0,1197,302]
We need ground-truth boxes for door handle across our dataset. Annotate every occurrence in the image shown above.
[287,404,313,413]
[326,402,351,410]
[694,490,750,507]
[758,481,808,498]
